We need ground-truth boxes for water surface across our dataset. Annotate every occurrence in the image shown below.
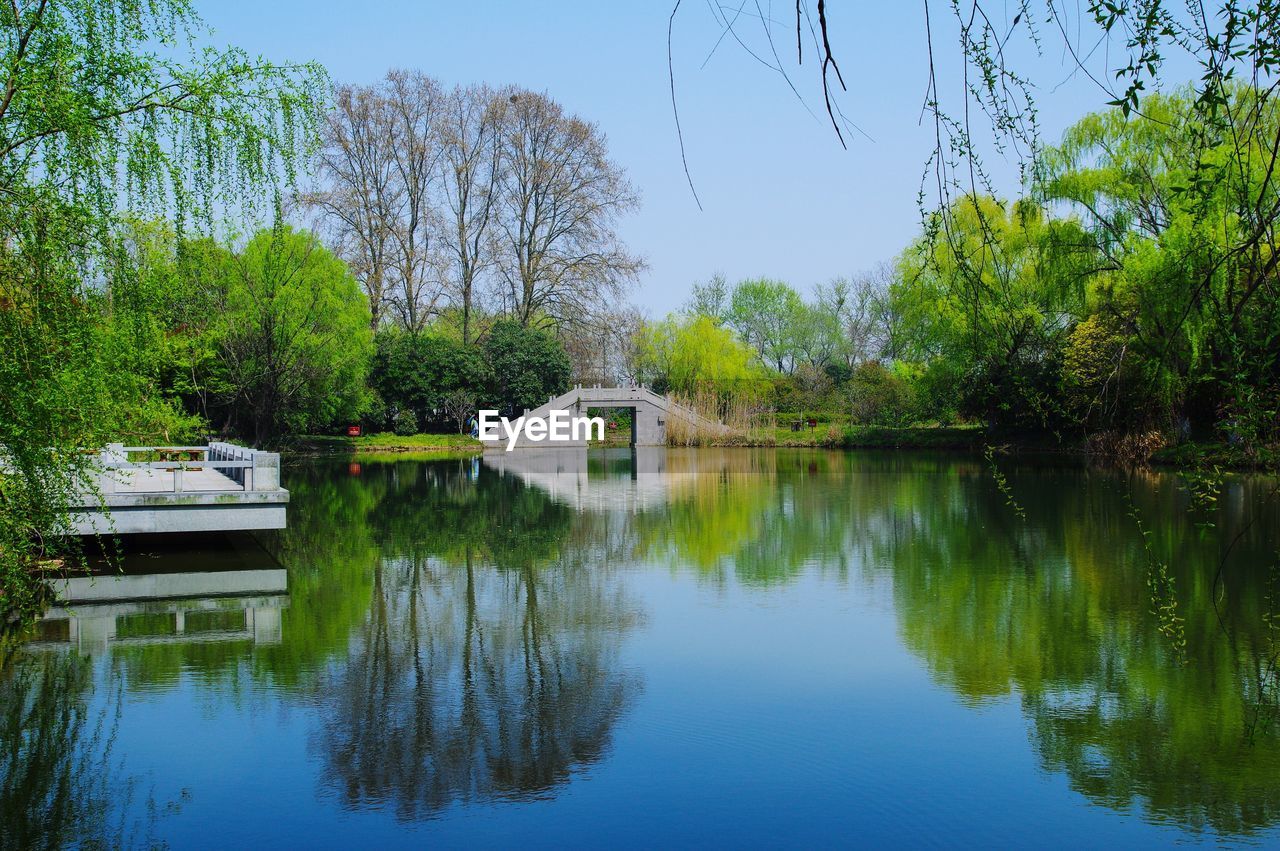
[6,448,1280,847]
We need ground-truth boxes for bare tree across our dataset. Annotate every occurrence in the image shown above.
[307,71,448,333]
[310,78,644,338]
[559,303,646,385]
[383,70,447,332]
[304,84,400,329]
[494,89,643,328]
[438,84,503,344]
[684,272,730,323]
[815,264,896,366]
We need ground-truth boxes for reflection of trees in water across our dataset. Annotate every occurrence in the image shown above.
[19,450,1277,835]
[0,650,162,849]
[851,459,1280,837]
[551,448,1280,836]
[314,460,640,819]
[633,449,861,586]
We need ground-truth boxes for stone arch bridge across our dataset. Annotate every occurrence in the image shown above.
[493,385,727,450]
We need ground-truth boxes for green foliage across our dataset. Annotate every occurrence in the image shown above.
[633,313,764,397]
[728,278,806,372]
[483,319,571,413]
[771,363,839,414]
[891,194,1083,429]
[214,227,372,444]
[392,410,419,437]
[0,0,325,630]
[370,329,489,429]
[684,273,731,323]
[361,392,390,433]
[847,362,918,427]
[1060,314,1159,431]
[1040,87,1280,444]
[104,221,224,441]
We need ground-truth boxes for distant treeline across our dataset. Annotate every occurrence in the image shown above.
[634,88,1280,460]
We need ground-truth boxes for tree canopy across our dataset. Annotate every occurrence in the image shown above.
[0,0,326,629]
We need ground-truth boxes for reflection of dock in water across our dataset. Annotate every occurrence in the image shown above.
[32,539,289,653]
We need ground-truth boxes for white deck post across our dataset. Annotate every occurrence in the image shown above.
[250,451,280,491]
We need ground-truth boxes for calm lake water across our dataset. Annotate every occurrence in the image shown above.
[6,448,1280,847]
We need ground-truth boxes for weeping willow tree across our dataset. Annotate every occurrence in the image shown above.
[0,0,326,630]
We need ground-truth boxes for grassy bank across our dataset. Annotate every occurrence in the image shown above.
[726,423,988,451]
[294,432,482,455]
[291,427,1278,472]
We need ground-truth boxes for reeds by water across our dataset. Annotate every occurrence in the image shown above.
[665,387,774,446]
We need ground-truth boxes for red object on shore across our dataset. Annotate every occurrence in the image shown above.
[346,425,362,437]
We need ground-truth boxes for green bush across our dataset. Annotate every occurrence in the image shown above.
[1060,314,1169,433]
[371,329,489,429]
[847,362,917,426]
[392,409,419,436]
[484,319,572,413]
[361,392,390,433]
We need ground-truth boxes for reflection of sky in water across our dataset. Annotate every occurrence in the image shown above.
[6,449,1280,846]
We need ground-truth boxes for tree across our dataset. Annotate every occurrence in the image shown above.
[728,278,805,372]
[685,273,731,323]
[633,313,762,396]
[100,220,222,440]
[790,300,844,370]
[306,70,447,332]
[216,227,373,444]
[0,0,324,629]
[483,319,571,414]
[305,82,399,329]
[495,89,643,327]
[438,84,503,345]
[370,329,488,429]
[813,268,895,367]
[558,303,645,385]
[382,70,447,332]
[890,195,1083,427]
[1040,89,1280,440]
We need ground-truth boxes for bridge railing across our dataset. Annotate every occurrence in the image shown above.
[96,442,281,494]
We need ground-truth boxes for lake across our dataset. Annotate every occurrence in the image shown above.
[5,448,1280,847]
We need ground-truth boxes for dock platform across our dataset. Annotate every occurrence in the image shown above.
[69,442,289,534]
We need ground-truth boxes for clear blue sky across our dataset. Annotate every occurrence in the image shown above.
[198,1,1138,316]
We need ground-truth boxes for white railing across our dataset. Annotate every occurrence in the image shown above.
[96,442,281,494]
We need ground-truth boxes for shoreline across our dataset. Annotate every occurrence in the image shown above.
[290,429,1278,473]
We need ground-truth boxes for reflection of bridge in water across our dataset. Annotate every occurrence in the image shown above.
[31,568,288,654]
[482,447,749,512]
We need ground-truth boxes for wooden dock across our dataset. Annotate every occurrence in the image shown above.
[69,442,289,534]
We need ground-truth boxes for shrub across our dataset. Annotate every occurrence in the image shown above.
[362,392,389,433]
[484,319,571,414]
[847,362,916,426]
[392,409,419,436]
[371,329,489,428]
